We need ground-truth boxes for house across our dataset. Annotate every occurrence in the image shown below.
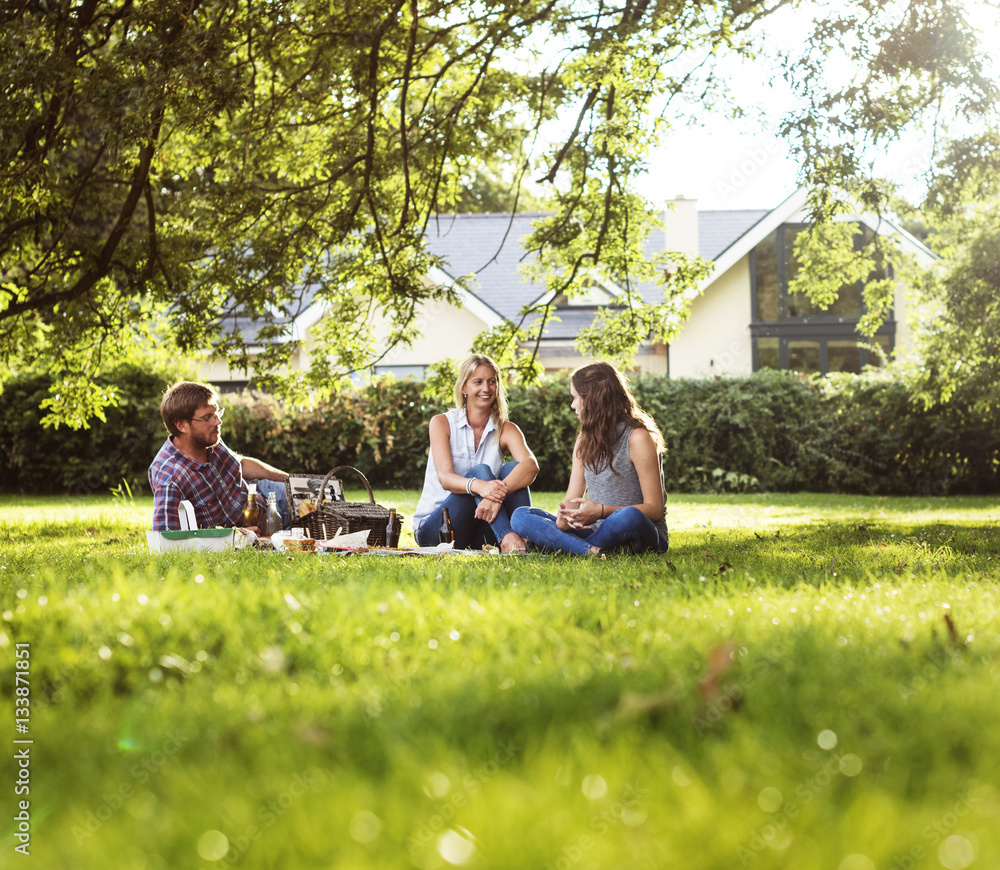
[198,187,936,387]
[662,188,936,379]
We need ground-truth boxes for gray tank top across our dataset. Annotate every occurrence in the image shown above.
[584,425,669,545]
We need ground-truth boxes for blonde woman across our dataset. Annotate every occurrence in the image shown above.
[412,355,538,552]
[511,362,669,556]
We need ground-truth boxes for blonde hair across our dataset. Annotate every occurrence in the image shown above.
[453,354,509,444]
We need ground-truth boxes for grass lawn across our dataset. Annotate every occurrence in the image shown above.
[2,491,1000,870]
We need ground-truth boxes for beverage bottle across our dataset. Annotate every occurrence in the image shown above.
[263,491,283,537]
[439,507,455,544]
[243,483,260,527]
[385,509,400,548]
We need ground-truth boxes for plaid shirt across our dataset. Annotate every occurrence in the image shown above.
[148,437,262,531]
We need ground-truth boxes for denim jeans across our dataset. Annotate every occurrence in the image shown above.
[414,461,532,549]
[510,505,668,556]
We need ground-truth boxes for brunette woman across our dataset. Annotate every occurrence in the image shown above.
[412,354,538,552]
[511,362,668,556]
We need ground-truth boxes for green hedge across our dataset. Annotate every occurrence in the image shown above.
[813,376,1000,496]
[220,379,438,489]
[2,366,998,496]
[0,367,168,498]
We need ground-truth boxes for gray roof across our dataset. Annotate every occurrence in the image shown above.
[428,209,771,313]
[234,207,772,345]
[698,209,771,261]
[529,307,610,340]
[423,212,549,323]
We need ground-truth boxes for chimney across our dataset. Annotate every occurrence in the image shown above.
[662,195,698,257]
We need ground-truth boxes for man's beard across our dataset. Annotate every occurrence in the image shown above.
[191,429,221,450]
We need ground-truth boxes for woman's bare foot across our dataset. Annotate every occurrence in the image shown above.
[587,546,601,556]
[500,532,527,554]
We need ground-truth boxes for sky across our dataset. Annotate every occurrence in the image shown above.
[643,123,802,212]
[637,1,1000,213]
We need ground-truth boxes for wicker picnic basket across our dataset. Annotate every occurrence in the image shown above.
[290,465,401,547]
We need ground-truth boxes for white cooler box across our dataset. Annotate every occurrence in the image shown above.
[146,528,236,553]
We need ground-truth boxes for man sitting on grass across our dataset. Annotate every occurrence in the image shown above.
[148,381,290,532]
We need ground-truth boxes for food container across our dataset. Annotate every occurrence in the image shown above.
[282,537,316,553]
[146,528,235,553]
[271,529,313,553]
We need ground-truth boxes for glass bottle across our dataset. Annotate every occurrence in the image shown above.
[243,483,259,527]
[385,509,400,549]
[263,491,283,537]
[439,507,455,545]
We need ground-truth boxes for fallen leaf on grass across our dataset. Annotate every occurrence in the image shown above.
[943,612,965,649]
[697,642,739,705]
[691,642,746,732]
[715,561,733,576]
[615,643,746,730]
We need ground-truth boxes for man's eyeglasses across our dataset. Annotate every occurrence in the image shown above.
[190,408,225,424]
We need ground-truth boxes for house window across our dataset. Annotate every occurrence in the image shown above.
[371,365,426,380]
[750,224,893,375]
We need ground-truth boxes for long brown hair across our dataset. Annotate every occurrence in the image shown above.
[571,362,664,473]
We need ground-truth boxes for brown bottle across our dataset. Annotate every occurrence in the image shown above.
[439,507,455,544]
[385,509,400,549]
[243,483,260,527]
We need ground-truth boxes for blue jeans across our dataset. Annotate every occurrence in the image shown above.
[414,461,532,549]
[510,506,669,556]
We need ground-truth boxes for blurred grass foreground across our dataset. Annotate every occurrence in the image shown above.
[2,491,1000,869]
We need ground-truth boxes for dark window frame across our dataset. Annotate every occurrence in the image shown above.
[749,222,895,374]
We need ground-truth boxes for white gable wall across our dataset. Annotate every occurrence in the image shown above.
[196,297,490,385]
[893,285,913,355]
[668,256,753,378]
[365,295,492,370]
[196,344,308,386]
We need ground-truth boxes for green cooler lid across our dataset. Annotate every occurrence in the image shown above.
[159,528,234,540]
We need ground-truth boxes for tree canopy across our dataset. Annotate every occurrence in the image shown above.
[2,0,998,424]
